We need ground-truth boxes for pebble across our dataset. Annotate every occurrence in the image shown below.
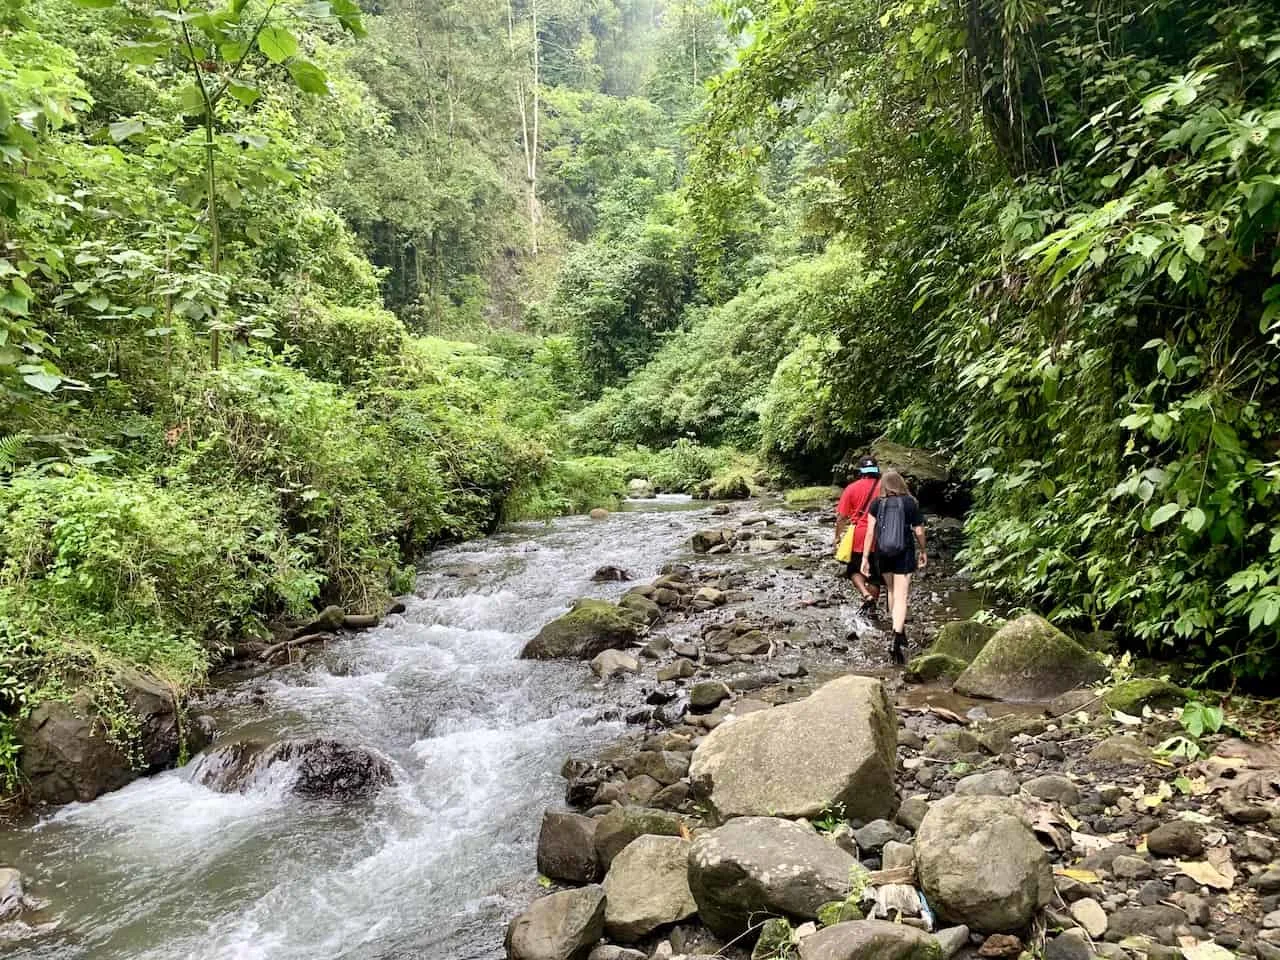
[1069,897,1108,937]
[896,796,929,832]
[1147,820,1204,859]
[1022,773,1080,807]
[933,926,970,960]
[1112,855,1154,880]
[1139,880,1171,906]
[1044,931,1092,960]
[977,933,1021,958]
[853,819,907,852]
[953,769,1020,797]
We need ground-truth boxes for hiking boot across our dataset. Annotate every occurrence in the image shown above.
[859,597,878,619]
[890,631,908,665]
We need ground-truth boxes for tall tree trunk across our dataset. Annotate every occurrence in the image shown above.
[508,0,540,257]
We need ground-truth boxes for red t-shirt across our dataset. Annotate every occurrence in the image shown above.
[837,477,881,552]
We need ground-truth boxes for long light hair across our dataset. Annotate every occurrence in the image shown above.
[879,469,911,497]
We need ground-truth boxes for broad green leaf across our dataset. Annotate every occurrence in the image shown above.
[258,27,298,64]
[86,295,110,312]
[287,60,329,94]
[22,372,61,393]
[178,84,207,116]
[1150,502,1181,527]
[119,42,168,65]
[227,81,261,107]
[1183,507,1207,533]
[109,119,147,142]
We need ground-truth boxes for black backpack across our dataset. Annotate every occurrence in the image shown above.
[876,495,908,558]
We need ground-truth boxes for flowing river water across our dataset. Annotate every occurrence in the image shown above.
[0,497,720,960]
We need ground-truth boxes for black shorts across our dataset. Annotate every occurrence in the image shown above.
[876,549,918,576]
[846,552,882,581]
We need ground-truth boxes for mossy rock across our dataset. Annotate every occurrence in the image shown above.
[783,486,842,508]
[817,899,864,928]
[953,614,1106,701]
[905,653,969,683]
[928,620,997,662]
[1103,678,1192,714]
[708,471,752,500]
[618,592,662,626]
[869,440,950,484]
[519,599,642,660]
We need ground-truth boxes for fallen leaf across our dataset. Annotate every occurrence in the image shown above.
[1180,940,1237,960]
[1206,845,1236,887]
[1056,867,1102,883]
[1178,810,1216,825]
[1176,859,1233,890]
[1072,832,1112,854]
[1060,808,1081,830]
[1113,709,1144,726]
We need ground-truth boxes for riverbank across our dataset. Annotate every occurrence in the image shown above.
[502,496,1280,960]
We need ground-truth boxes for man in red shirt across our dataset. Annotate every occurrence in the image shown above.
[835,455,882,614]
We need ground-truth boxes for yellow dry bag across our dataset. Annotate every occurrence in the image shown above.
[835,525,856,564]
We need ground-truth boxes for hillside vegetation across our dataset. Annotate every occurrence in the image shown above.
[2,0,1278,793]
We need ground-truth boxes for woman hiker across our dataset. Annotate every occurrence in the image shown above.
[834,455,883,616]
[860,469,927,664]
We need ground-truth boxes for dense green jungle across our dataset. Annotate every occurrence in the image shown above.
[1,0,1278,790]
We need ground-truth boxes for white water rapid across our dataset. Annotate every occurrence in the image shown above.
[0,498,717,960]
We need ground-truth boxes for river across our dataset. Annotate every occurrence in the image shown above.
[0,497,718,960]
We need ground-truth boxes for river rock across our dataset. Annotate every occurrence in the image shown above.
[929,620,997,662]
[934,926,970,959]
[591,650,639,679]
[628,478,655,499]
[521,600,643,660]
[594,806,684,867]
[1088,735,1150,765]
[589,508,609,520]
[798,919,940,960]
[619,594,662,626]
[0,868,31,922]
[688,675,896,822]
[17,668,183,806]
[602,835,697,942]
[1146,820,1204,859]
[538,811,600,883]
[953,615,1105,701]
[505,885,606,960]
[905,653,968,683]
[588,948,645,960]
[1102,678,1191,714]
[689,682,731,710]
[658,659,697,682]
[1105,905,1187,941]
[618,751,689,786]
[687,816,866,938]
[1022,774,1080,807]
[915,795,1052,932]
[1069,897,1108,938]
[953,769,1020,797]
[189,737,393,800]
[691,529,731,553]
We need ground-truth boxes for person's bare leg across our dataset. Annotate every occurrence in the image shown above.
[891,573,912,633]
[852,569,880,602]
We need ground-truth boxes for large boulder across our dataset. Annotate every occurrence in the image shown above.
[505,885,606,960]
[17,668,183,807]
[521,600,644,660]
[799,920,941,960]
[602,835,697,942]
[915,796,1052,932]
[688,676,897,822]
[538,810,600,883]
[593,806,684,867]
[867,441,953,507]
[187,737,392,800]
[687,816,866,939]
[953,615,1105,701]
[928,621,997,663]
